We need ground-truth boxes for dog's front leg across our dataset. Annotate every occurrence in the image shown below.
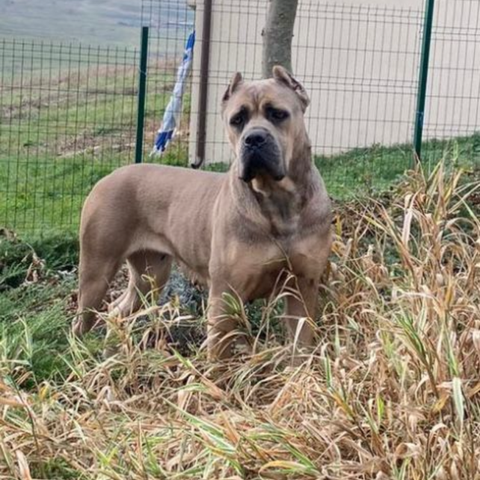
[206,283,242,361]
[284,276,319,351]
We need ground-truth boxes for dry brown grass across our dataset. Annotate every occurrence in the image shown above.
[1,162,480,479]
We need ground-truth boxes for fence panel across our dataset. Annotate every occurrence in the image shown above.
[423,0,480,167]
[0,40,139,235]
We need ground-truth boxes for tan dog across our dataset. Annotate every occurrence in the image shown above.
[73,66,332,359]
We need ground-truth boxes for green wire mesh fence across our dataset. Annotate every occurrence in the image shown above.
[0,41,139,235]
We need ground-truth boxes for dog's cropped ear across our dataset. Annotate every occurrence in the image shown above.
[272,65,310,112]
[222,72,243,107]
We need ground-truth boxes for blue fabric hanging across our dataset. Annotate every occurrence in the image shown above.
[151,30,195,156]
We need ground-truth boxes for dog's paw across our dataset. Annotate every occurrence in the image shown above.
[72,319,86,337]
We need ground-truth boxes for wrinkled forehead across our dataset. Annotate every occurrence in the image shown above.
[224,79,300,116]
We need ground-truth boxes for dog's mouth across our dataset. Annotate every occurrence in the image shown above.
[238,143,285,183]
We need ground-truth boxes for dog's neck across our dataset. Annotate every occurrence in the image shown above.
[250,176,302,237]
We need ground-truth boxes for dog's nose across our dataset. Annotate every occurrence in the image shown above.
[244,131,267,148]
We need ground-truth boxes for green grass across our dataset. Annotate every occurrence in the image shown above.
[315,133,480,197]
[0,283,74,382]
[0,232,77,384]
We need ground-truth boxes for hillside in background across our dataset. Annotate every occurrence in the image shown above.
[0,0,192,47]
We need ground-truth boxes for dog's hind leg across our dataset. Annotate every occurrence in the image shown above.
[73,256,121,336]
[110,250,172,317]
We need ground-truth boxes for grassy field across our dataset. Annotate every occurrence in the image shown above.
[1,162,480,479]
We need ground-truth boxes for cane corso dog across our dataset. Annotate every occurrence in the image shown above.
[73,66,332,360]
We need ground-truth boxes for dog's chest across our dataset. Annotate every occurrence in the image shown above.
[244,236,314,300]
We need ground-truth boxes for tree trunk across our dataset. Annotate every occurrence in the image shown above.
[262,0,299,78]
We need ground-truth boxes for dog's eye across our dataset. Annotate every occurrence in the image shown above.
[269,108,289,122]
[230,113,246,127]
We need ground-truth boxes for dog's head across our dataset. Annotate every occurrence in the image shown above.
[221,66,310,183]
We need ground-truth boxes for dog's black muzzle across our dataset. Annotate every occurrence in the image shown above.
[238,129,286,182]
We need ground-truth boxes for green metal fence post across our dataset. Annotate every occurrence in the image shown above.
[135,26,149,164]
[413,0,435,160]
